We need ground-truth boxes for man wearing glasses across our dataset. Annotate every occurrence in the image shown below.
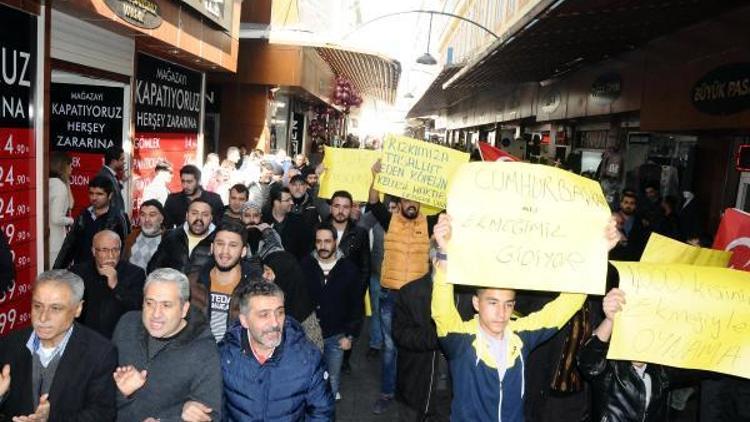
[72,230,146,338]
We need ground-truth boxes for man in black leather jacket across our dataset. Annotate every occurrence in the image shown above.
[578,288,674,422]
[327,190,370,291]
[148,198,216,276]
[54,175,128,269]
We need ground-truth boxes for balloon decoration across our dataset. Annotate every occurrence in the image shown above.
[332,76,363,112]
[308,105,342,141]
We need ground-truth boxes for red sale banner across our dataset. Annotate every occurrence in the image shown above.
[0,4,38,337]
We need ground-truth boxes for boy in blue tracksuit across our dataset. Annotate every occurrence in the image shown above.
[430,214,619,422]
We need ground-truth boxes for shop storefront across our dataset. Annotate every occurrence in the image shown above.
[0,0,240,336]
[0,1,43,336]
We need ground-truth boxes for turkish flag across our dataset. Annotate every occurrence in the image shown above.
[713,208,750,271]
[478,141,520,162]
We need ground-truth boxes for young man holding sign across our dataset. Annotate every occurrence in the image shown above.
[431,214,620,422]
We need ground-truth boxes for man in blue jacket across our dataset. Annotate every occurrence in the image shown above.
[220,281,334,421]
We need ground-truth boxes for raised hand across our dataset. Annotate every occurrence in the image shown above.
[113,366,147,397]
[604,215,622,252]
[602,288,626,321]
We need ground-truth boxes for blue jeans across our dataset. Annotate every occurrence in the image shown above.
[323,334,345,396]
[369,274,383,349]
[379,288,397,396]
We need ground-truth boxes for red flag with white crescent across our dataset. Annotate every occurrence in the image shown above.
[478,141,520,162]
[713,208,750,271]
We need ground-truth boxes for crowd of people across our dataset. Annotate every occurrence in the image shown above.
[0,143,747,421]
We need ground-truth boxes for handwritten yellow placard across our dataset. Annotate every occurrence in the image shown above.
[641,233,731,267]
[374,135,469,209]
[319,147,381,202]
[609,261,750,378]
[446,162,611,294]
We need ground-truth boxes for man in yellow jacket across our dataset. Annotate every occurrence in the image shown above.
[367,160,440,414]
[431,214,619,421]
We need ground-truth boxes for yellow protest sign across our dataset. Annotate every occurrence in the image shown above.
[374,135,469,209]
[641,233,731,267]
[446,162,611,294]
[319,146,381,202]
[609,261,750,378]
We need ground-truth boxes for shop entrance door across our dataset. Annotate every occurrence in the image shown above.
[735,172,750,212]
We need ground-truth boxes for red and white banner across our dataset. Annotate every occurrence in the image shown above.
[0,4,38,336]
[478,141,520,162]
[713,208,750,271]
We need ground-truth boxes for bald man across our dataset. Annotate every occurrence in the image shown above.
[71,230,146,338]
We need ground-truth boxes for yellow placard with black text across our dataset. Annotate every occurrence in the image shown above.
[609,261,750,379]
[446,162,611,294]
[374,135,469,209]
[319,146,381,202]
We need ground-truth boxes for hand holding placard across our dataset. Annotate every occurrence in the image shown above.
[609,261,750,379]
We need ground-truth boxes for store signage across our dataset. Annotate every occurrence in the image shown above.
[50,83,124,217]
[205,84,221,114]
[104,0,162,29]
[692,63,750,115]
[540,89,561,113]
[590,73,622,103]
[51,84,124,154]
[289,112,303,155]
[182,0,233,32]
[0,4,37,336]
[134,54,202,217]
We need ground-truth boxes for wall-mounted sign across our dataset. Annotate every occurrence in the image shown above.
[104,0,162,29]
[182,0,233,32]
[692,63,750,116]
[51,84,124,154]
[590,73,622,103]
[133,54,202,216]
[50,83,124,217]
[289,112,303,155]
[205,84,221,114]
[540,89,561,113]
[0,4,37,336]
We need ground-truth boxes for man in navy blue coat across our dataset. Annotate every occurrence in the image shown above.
[219,281,334,421]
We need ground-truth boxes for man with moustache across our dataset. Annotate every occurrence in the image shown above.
[191,221,263,342]
[123,200,166,271]
[240,199,284,260]
[300,223,362,400]
[0,270,118,421]
[148,199,216,276]
[610,190,650,261]
[112,268,222,422]
[72,230,146,338]
[163,165,224,228]
[368,161,441,414]
[219,282,334,420]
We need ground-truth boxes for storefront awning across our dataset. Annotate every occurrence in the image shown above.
[406,64,464,118]
[314,46,401,104]
[443,0,747,90]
